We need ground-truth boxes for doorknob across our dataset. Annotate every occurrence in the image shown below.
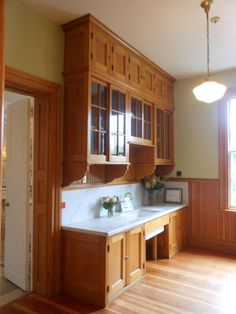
[5,201,10,207]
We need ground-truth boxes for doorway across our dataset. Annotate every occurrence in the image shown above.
[0,90,34,305]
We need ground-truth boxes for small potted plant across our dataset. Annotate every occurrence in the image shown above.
[101,195,118,217]
[142,175,164,205]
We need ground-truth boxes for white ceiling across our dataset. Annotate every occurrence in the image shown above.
[21,0,236,79]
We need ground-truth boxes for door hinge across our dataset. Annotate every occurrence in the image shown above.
[91,32,93,39]
[107,245,110,252]
[143,262,145,269]
[107,285,110,292]
[129,74,131,80]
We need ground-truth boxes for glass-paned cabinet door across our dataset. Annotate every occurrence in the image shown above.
[164,111,172,160]
[156,108,164,159]
[131,97,142,138]
[144,102,152,140]
[90,81,108,159]
[110,88,127,161]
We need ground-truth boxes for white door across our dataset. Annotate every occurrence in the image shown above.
[4,98,31,291]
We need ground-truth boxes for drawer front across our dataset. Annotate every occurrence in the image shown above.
[145,214,169,235]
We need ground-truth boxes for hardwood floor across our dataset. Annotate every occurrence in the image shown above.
[1,248,236,313]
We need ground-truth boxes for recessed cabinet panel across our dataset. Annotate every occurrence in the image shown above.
[126,227,144,285]
[112,42,129,84]
[141,64,155,95]
[129,54,142,90]
[91,27,111,76]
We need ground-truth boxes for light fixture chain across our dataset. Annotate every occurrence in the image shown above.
[206,10,210,78]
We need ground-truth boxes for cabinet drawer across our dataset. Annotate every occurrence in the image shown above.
[145,214,169,235]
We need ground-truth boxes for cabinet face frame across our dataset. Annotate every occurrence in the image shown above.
[109,83,129,163]
[129,93,153,146]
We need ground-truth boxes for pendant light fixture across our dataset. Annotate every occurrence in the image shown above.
[193,0,226,103]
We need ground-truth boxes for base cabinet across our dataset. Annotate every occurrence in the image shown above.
[62,208,185,307]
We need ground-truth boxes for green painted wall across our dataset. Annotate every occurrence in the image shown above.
[173,69,236,179]
[5,0,64,84]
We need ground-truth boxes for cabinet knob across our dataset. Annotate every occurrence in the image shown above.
[124,256,128,260]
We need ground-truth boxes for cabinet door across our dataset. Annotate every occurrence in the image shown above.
[165,80,174,108]
[129,54,142,90]
[89,80,108,163]
[126,226,145,285]
[107,233,126,299]
[169,211,182,257]
[112,42,129,84]
[110,87,128,162]
[155,107,173,163]
[91,27,111,76]
[141,63,155,95]
[154,73,166,101]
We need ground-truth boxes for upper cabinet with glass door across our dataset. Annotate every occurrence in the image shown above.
[89,80,109,163]
[130,96,153,146]
[155,107,173,164]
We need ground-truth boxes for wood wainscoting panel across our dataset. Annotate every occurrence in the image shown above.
[182,179,236,255]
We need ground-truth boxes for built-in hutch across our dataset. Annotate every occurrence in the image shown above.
[62,14,175,186]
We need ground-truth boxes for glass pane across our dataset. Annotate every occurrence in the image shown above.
[118,114,125,134]
[137,119,142,138]
[229,99,236,151]
[157,109,163,125]
[90,131,98,154]
[136,100,142,118]
[100,132,106,155]
[111,111,118,133]
[91,82,99,106]
[112,89,118,111]
[131,117,136,137]
[91,106,99,130]
[118,135,125,156]
[100,109,106,131]
[120,93,125,113]
[144,122,151,140]
[100,85,108,108]
[131,97,136,116]
[230,152,236,207]
[144,104,151,122]
[111,134,118,155]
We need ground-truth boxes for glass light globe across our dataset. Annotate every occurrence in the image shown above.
[193,80,227,103]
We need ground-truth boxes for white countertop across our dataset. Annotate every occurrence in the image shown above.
[61,203,187,237]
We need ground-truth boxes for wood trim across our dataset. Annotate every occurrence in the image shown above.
[218,97,229,209]
[0,0,4,268]
[4,67,61,296]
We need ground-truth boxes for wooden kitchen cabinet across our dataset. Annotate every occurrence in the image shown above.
[62,14,175,185]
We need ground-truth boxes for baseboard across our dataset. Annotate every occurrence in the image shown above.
[187,234,236,256]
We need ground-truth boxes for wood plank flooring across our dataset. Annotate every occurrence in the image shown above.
[1,248,236,314]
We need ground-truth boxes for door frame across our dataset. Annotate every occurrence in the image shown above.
[4,66,61,296]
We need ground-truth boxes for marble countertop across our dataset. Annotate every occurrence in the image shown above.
[61,203,188,237]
